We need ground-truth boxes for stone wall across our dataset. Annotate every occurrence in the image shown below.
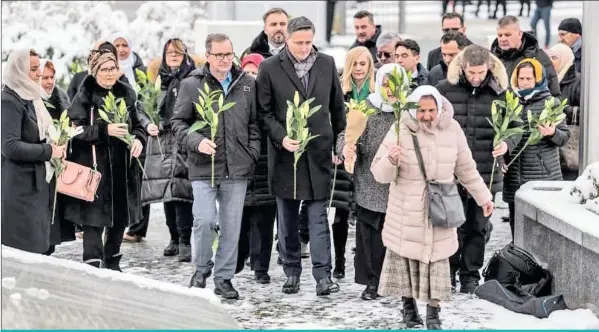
[515,181,599,314]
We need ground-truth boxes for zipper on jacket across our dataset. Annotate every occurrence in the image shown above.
[220,73,244,181]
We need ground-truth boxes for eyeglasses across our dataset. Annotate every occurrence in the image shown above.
[377,51,392,59]
[442,27,461,33]
[209,52,235,60]
[99,66,118,74]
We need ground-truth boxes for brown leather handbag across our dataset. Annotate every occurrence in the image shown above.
[56,107,102,202]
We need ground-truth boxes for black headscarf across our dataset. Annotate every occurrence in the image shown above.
[159,39,195,120]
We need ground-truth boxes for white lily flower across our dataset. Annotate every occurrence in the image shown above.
[47,125,60,143]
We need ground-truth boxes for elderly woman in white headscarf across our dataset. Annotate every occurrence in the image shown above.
[338,63,408,301]
[39,59,70,119]
[371,85,493,329]
[1,48,67,254]
[111,32,146,86]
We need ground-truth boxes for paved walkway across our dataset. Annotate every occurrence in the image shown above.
[53,199,512,329]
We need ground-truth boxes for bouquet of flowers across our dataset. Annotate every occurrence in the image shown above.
[286,91,321,199]
[97,92,147,178]
[188,83,236,188]
[343,99,376,174]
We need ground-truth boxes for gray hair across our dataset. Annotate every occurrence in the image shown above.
[462,45,491,67]
[205,33,231,53]
[287,16,315,35]
[376,32,401,48]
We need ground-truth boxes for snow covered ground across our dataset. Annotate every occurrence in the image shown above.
[51,199,599,329]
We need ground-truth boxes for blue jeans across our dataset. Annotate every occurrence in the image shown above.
[531,6,552,47]
[191,179,247,281]
[276,197,332,281]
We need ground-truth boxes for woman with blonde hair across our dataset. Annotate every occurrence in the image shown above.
[341,46,376,100]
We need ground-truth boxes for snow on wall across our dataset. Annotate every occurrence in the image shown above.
[1,1,206,85]
[569,162,599,215]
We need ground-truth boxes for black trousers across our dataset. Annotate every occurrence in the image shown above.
[236,205,277,274]
[298,201,349,262]
[509,202,515,240]
[325,0,337,43]
[277,198,331,280]
[449,196,492,281]
[81,219,127,266]
[354,206,386,287]
[493,0,507,17]
[127,205,150,237]
[164,201,193,244]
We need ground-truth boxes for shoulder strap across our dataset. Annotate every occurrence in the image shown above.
[90,107,97,170]
[411,132,428,181]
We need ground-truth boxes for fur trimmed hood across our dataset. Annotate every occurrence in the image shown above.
[446,48,509,92]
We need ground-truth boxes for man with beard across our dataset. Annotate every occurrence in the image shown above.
[427,31,469,86]
[436,45,517,294]
[350,10,381,61]
[491,15,560,96]
[426,13,472,71]
[242,8,288,59]
[257,16,346,296]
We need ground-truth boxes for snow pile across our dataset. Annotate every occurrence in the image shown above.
[1,1,206,87]
[568,162,599,215]
[128,1,207,61]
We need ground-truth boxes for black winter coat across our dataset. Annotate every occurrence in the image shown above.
[45,87,70,118]
[171,65,261,182]
[559,65,581,126]
[141,46,196,205]
[503,90,569,203]
[427,61,448,87]
[491,32,560,97]
[331,92,356,212]
[67,52,146,100]
[350,26,383,62]
[257,49,346,200]
[241,31,275,60]
[412,63,430,87]
[436,51,516,195]
[1,87,53,254]
[62,76,147,228]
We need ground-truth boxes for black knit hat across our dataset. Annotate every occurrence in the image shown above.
[558,18,582,35]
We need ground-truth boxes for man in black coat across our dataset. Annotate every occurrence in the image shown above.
[394,39,429,87]
[257,16,346,296]
[557,18,582,74]
[427,31,470,87]
[491,15,560,96]
[426,13,472,71]
[436,45,519,294]
[350,10,381,62]
[172,33,261,300]
[241,8,289,60]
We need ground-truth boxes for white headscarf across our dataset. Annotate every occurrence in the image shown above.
[367,63,409,113]
[38,59,56,100]
[407,85,444,119]
[3,48,54,180]
[111,32,136,84]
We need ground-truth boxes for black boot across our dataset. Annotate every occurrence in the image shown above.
[361,285,378,300]
[459,277,479,294]
[178,232,191,262]
[84,259,103,268]
[282,276,300,294]
[450,267,458,292]
[402,297,423,328]
[214,279,239,299]
[104,253,123,272]
[426,305,442,330]
[333,257,345,279]
[163,239,179,257]
[189,270,211,288]
[255,272,271,284]
[315,277,340,296]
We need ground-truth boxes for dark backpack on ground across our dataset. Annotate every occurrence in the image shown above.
[482,242,552,296]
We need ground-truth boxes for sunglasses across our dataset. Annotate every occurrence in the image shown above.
[377,51,392,59]
[442,27,462,33]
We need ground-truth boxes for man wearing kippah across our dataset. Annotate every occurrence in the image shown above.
[558,18,582,74]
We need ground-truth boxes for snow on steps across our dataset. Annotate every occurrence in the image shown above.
[1,245,239,329]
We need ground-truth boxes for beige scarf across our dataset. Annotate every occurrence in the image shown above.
[3,48,54,181]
